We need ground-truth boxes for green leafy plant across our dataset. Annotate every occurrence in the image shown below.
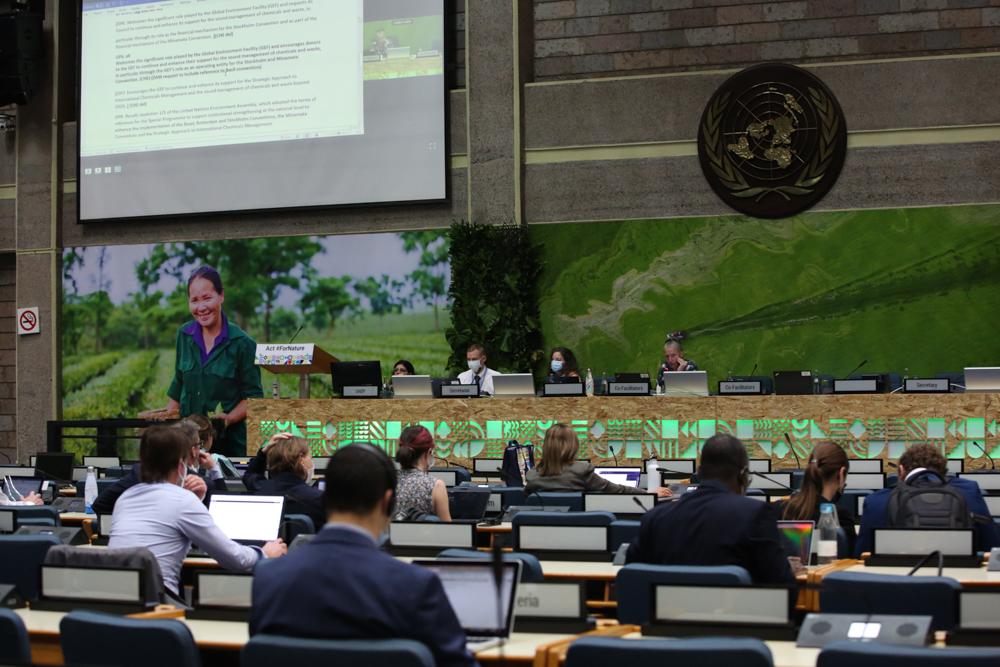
[445,222,544,375]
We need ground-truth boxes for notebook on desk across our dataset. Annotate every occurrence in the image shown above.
[413,559,520,653]
[207,494,284,547]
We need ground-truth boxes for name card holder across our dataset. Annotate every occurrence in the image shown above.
[584,493,656,517]
[951,591,1000,646]
[388,521,477,557]
[957,473,1000,491]
[0,509,13,533]
[543,382,585,397]
[514,524,610,561]
[440,384,480,398]
[904,378,950,393]
[606,381,650,396]
[34,565,149,614]
[718,380,764,395]
[188,570,254,622]
[428,469,458,486]
[473,458,502,475]
[645,584,797,641]
[514,582,593,633]
[833,378,880,394]
[341,385,379,398]
[867,528,979,567]
[844,473,886,490]
[746,472,792,493]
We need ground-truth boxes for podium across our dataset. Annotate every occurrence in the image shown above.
[255,344,339,398]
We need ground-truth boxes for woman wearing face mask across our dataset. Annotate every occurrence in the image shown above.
[776,442,857,556]
[246,433,325,531]
[394,425,451,521]
[547,347,581,382]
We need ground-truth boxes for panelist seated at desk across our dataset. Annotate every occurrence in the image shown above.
[547,347,581,382]
[775,442,857,556]
[856,443,999,557]
[626,434,796,584]
[242,433,325,530]
[394,425,451,522]
[655,336,698,389]
[250,444,476,667]
[457,343,499,396]
[109,425,286,597]
[526,424,671,498]
[92,419,227,515]
[393,359,416,376]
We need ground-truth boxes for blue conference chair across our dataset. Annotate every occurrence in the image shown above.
[0,608,31,666]
[817,640,1000,667]
[60,610,201,667]
[566,636,772,667]
[243,635,434,667]
[609,520,639,551]
[0,533,62,600]
[280,514,315,545]
[615,563,751,625]
[525,492,584,511]
[436,548,544,582]
[821,571,961,631]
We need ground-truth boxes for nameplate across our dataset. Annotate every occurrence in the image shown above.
[719,381,763,395]
[195,572,253,609]
[833,379,879,393]
[904,378,950,393]
[654,584,792,626]
[543,383,585,397]
[0,510,13,533]
[342,385,379,398]
[957,473,1000,491]
[487,493,502,513]
[874,528,973,556]
[254,343,315,366]
[516,582,584,619]
[517,525,608,551]
[606,381,649,396]
[440,384,479,398]
[41,565,144,604]
[389,522,475,549]
[473,459,502,474]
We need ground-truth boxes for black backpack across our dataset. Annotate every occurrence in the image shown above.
[886,472,970,529]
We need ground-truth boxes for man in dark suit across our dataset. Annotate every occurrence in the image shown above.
[856,443,999,556]
[250,443,476,667]
[626,434,795,584]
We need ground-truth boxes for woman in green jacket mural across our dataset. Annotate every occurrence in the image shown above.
[161,266,263,457]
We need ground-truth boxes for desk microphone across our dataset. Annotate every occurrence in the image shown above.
[971,441,996,470]
[632,496,652,513]
[748,470,794,492]
[844,359,868,379]
[747,362,758,378]
[906,550,943,577]
[610,444,620,467]
[656,466,695,481]
[784,433,803,469]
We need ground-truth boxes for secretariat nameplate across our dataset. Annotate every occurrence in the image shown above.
[904,378,950,393]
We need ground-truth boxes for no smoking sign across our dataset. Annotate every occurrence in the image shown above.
[17,307,40,336]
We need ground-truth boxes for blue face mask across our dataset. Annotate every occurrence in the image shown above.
[550,359,564,373]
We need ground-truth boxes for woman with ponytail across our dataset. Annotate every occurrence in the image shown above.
[778,442,857,555]
[394,425,451,521]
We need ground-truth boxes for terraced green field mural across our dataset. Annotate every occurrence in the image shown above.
[533,204,1000,385]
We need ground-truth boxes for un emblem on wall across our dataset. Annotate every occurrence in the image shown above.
[697,63,847,219]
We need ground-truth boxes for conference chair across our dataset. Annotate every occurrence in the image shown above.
[0,533,62,600]
[437,548,545,582]
[7,506,60,528]
[44,545,166,607]
[615,563,752,625]
[0,608,31,666]
[60,610,201,667]
[280,514,315,544]
[525,492,584,511]
[817,640,1000,667]
[243,635,434,667]
[820,571,961,631]
[566,636,773,667]
[610,520,640,551]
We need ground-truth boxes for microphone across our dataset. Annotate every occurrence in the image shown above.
[844,359,868,379]
[610,443,620,467]
[906,550,943,577]
[748,470,794,492]
[747,362,758,377]
[971,441,996,471]
[784,433,803,469]
[526,489,551,512]
[286,325,304,345]
[656,466,694,481]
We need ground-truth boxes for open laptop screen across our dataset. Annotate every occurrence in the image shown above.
[414,560,519,637]
[593,467,641,488]
[777,520,814,563]
[208,495,284,542]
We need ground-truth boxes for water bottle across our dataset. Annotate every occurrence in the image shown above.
[646,455,659,494]
[817,502,839,565]
[585,369,594,397]
[84,466,98,515]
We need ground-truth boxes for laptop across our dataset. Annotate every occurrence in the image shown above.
[392,375,434,398]
[207,495,284,546]
[2,476,42,501]
[773,370,814,395]
[593,467,642,488]
[964,367,1000,393]
[662,371,709,397]
[777,520,815,565]
[413,559,520,652]
[491,374,536,398]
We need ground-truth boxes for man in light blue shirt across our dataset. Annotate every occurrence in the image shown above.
[110,425,286,595]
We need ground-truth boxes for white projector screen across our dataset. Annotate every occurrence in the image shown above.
[78,0,446,221]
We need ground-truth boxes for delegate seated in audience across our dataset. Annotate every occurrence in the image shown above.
[187,413,240,479]
[393,359,416,376]
[93,419,225,514]
[394,425,451,521]
[109,426,286,598]
[242,433,325,530]
[547,346,581,381]
[250,444,476,667]
[525,423,671,497]
[626,434,795,584]
[775,442,857,556]
[856,443,999,557]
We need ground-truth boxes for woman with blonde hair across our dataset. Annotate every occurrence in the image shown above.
[525,424,671,497]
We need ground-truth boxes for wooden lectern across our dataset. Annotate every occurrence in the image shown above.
[254,344,339,398]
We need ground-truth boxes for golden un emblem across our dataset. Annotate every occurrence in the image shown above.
[698,64,848,219]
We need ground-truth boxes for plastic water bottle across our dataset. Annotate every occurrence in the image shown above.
[84,466,98,514]
[646,455,659,494]
[817,502,839,565]
[585,369,594,397]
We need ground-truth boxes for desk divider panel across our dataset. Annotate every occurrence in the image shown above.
[873,528,973,556]
[389,521,475,549]
[473,459,502,474]
[958,473,1000,491]
[428,470,458,487]
[41,565,143,604]
[584,493,655,515]
[848,460,884,473]
[845,473,886,489]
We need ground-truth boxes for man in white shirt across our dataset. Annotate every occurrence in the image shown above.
[110,425,286,596]
[456,343,499,396]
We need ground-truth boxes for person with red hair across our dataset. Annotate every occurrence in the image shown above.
[394,426,451,521]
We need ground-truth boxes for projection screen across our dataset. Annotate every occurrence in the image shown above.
[78,0,446,222]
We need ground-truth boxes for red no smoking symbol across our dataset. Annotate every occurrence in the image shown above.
[19,310,37,331]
